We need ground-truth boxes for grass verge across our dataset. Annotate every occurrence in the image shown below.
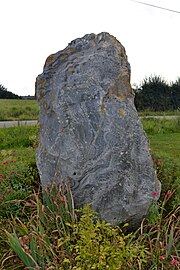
[0,119,179,269]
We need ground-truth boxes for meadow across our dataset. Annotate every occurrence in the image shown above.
[0,99,39,121]
[0,115,179,268]
[0,99,179,121]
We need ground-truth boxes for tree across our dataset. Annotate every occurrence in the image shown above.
[170,78,180,110]
[134,76,180,111]
[0,83,21,99]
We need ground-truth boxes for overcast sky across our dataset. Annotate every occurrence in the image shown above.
[0,0,180,96]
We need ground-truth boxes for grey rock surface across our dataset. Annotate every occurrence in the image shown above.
[36,32,161,227]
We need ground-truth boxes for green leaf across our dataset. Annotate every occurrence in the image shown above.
[167,224,174,257]
[5,230,38,269]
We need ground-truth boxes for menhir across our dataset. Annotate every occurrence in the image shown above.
[36,32,161,228]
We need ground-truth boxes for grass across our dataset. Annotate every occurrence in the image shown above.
[0,99,179,122]
[138,109,180,116]
[0,99,39,121]
[0,126,39,220]
[141,118,180,164]
[0,125,38,149]
[149,133,180,163]
[0,118,179,269]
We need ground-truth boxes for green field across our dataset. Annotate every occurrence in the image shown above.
[149,133,180,163]
[0,118,179,269]
[138,110,180,116]
[0,99,39,121]
[141,118,180,164]
[0,99,179,122]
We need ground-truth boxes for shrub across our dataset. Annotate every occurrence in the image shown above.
[1,183,149,270]
[65,205,148,270]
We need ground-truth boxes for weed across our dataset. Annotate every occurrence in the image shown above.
[1,182,76,269]
[0,117,179,269]
[1,184,150,270]
[136,195,180,270]
[152,157,180,212]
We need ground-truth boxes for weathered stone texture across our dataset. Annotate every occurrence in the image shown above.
[36,32,161,227]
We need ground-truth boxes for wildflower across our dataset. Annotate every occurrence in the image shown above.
[10,170,15,174]
[151,191,158,197]
[171,259,179,265]
[167,190,172,197]
[153,159,157,163]
[160,255,165,260]
[0,195,5,200]
[0,174,3,178]
[3,161,8,165]
[157,162,162,167]
[7,189,12,193]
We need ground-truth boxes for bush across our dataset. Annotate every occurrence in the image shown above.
[1,183,149,270]
[134,75,180,111]
[1,181,179,269]
[66,205,148,270]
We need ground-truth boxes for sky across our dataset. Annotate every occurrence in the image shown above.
[0,0,180,96]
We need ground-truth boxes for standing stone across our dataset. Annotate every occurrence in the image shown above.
[36,32,161,227]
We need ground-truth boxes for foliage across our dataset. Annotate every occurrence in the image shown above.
[1,186,149,270]
[152,157,179,212]
[67,205,148,269]
[0,125,38,149]
[0,99,39,121]
[1,182,76,269]
[141,117,180,134]
[136,196,179,270]
[1,187,179,270]
[134,75,180,111]
[0,84,21,99]
[0,126,39,218]
[0,156,39,218]
[0,117,179,269]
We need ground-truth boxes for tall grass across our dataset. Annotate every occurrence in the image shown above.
[0,119,179,269]
[0,125,38,149]
[0,99,39,121]
[141,117,180,134]
[1,185,179,269]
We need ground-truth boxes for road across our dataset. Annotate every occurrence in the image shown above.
[0,120,37,128]
[0,116,179,128]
